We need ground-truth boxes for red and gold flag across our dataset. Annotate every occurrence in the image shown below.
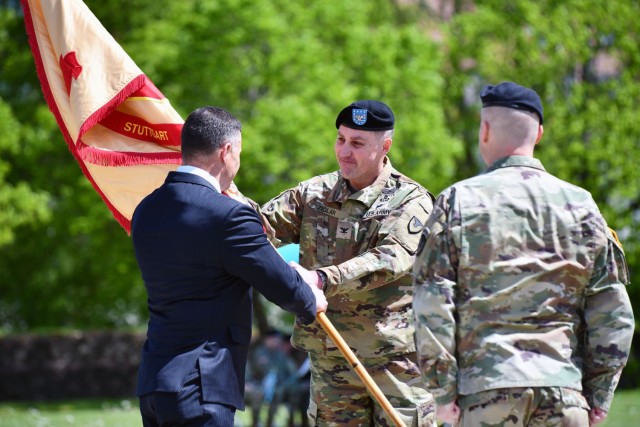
[21,0,183,233]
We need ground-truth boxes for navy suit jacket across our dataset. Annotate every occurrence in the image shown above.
[131,171,316,410]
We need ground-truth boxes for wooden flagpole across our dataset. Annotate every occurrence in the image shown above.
[316,312,407,427]
[272,244,406,426]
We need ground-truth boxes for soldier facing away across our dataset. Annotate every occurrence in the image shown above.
[413,81,635,426]
[262,100,437,426]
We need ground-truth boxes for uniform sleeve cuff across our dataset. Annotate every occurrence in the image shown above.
[319,266,341,296]
[587,387,615,412]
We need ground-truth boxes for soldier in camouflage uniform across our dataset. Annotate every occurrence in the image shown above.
[262,100,437,426]
[413,82,635,426]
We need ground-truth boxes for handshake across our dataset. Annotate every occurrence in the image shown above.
[288,261,328,314]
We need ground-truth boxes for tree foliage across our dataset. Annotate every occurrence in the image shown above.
[0,0,455,332]
[0,0,637,355]
[117,0,459,198]
[439,0,640,384]
[440,0,639,343]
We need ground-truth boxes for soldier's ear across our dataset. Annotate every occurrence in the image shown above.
[382,137,392,152]
[480,120,490,143]
[535,124,544,145]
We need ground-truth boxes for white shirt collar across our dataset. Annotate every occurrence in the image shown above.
[176,165,221,192]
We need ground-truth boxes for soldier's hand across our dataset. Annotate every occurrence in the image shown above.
[589,407,607,426]
[436,400,460,426]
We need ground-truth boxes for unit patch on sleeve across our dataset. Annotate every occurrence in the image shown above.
[408,216,424,234]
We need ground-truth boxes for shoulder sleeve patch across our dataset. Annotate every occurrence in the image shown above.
[408,216,424,234]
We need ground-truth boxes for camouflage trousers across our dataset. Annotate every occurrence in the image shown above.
[458,387,589,427]
[307,352,436,427]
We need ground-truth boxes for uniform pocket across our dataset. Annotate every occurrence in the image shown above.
[416,397,437,427]
[560,387,590,410]
[459,388,510,411]
[315,215,331,263]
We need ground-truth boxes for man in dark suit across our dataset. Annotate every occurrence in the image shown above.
[131,106,327,427]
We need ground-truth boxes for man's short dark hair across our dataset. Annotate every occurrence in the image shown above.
[181,106,242,160]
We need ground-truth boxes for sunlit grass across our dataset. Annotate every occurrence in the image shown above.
[0,399,139,427]
[0,399,268,427]
[601,389,640,426]
[0,389,638,426]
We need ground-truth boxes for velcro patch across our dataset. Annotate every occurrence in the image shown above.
[408,216,424,234]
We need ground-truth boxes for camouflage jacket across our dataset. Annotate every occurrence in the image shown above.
[262,158,434,358]
[413,156,634,411]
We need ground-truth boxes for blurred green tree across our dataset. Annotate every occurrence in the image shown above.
[0,0,456,332]
[438,0,639,385]
[1,1,637,365]
[121,0,459,199]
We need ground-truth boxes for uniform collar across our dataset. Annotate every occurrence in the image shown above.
[328,157,394,207]
[486,155,546,173]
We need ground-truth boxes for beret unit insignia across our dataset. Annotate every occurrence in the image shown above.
[352,109,368,126]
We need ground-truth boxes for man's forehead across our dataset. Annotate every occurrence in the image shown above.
[338,125,375,141]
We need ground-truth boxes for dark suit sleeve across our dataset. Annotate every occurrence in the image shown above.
[221,202,317,324]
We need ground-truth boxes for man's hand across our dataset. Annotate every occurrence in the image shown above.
[289,261,323,288]
[311,286,328,314]
[289,261,328,313]
[436,401,460,426]
[589,407,607,426]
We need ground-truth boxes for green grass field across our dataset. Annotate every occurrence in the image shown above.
[0,389,638,426]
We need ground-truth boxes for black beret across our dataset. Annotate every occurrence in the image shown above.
[480,82,543,124]
[335,100,395,131]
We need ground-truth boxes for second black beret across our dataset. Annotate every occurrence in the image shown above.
[480,81,544,124]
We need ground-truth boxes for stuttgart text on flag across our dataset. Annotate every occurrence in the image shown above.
[21,0,184,233]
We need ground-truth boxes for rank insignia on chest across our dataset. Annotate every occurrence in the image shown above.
[336,220,353,240]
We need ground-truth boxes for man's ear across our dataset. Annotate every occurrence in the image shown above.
[480,120,490,144]
[383,137,392,153]
[535,124,544,145]
[219,142,232,162]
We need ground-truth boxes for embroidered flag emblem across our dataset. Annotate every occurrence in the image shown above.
[59,52,82,96]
